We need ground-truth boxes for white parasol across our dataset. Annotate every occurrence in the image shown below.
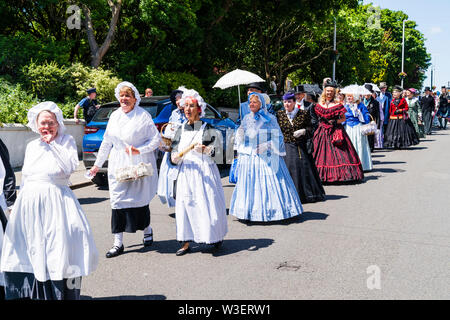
[212,69,265,108]
[340,84,372,96]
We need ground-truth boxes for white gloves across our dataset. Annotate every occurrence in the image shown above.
[234,127,244,145]
[194,143,213,156]
[293,129,306,138]
[256,142,270,154]
[171,153,182,164]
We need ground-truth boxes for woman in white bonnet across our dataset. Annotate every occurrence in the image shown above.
[89,82,161,258]
[169,89,228,256]
[0,102,98,300]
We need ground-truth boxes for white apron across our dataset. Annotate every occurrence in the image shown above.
[94,107,161,209]
[1,135,98,282]
[174,123,228,244]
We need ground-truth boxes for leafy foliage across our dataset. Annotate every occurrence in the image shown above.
[0,0,433,123]
[0,78,39,125]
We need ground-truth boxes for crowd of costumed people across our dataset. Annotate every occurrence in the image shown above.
[0,76,447,300]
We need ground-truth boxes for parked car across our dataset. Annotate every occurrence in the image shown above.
[82,96,237,186]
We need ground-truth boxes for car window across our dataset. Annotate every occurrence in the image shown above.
[141,105,160,118]
[92,106,118,122]
[203,105,220,119]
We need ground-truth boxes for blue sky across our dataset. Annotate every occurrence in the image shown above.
[362,0,449,90]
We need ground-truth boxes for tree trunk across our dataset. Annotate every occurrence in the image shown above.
[82,0,122,68]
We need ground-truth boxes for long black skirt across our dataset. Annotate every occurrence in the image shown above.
[3,272,81,300]
[384,118,419,149]
[284,142,325,203]
[111,205,150,234]
[0,206,7,232]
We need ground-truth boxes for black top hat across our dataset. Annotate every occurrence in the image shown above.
[424,87,431,92]
[86,88,96,94]
[364,84,374,93]
[393,85,403,92]
[293,85,305,94]
[323,79,338,88]
[245,82,265,92]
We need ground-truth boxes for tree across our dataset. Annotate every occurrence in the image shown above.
[82,0,123,68]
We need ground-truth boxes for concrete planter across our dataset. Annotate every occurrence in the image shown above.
[0,119,85,168]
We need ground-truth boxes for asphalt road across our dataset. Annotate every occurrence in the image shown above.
[75,129,450,300]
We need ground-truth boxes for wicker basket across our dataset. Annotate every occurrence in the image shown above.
[361,114,377,136]
[160,123,173,150]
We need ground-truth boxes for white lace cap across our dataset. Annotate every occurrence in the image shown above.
[27,101,66,135]
[179,89,206,117]
[115,81,141,107]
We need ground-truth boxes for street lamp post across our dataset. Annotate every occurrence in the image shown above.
[332,17,336,82]
[401,20,405,88]
[431,65,433,89]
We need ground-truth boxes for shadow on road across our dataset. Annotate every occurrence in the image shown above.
[372,160,406,165]
[235,213,327,226]
[223,184,236,188]
[299,211,329,222]
[78,197,109,205]
[81,294,166,300]
[122,238,275,258]
[324,194,348,201]
[362,175,381,182]
[210,238,275,257]
[371,168,406,173]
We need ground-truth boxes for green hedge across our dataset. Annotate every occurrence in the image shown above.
[0,78,39,125]
[22,61,122,105]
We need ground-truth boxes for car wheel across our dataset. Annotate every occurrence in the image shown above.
[92,172,108,187]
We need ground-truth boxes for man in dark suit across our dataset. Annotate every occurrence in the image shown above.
[421,87,435,135]
[363,84,380,152]
[376,82,392,140]
[293,85,318,153]
[0,138,16,211]
[437,86,449,129]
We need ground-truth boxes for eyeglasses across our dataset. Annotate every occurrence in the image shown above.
[38,121,58,127]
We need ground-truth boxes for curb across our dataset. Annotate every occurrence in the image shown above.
[70,181,94,190]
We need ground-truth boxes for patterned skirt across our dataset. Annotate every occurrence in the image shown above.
[313,123,364,183]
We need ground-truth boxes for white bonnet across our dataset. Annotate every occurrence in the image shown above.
[27,101,66,135]
[179,89,206,117]
[114,81,141,107]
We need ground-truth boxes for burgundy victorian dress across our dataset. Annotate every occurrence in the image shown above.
[313,103,364,183]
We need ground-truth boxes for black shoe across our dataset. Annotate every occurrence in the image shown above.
[176,246,191,256]
[143,233,153,247]
[213,241,223,249]
[106,244,124,258]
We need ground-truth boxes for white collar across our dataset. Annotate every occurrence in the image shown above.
[286,107,299,119]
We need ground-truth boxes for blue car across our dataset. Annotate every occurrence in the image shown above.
[82,96,237,186]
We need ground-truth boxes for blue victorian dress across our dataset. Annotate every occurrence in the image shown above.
[230,93,303,222]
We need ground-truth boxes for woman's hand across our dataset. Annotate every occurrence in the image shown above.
[126,146,140,155]
[171,153,182,164]
[194,143,207,153]
[256,142,270,154]
[40,129,54,144]
[90,165,99,177]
